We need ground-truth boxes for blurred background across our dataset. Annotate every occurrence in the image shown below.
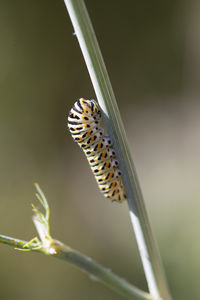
[0,0,200,299]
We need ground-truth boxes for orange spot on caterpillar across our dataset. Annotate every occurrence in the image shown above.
[87,130,92,136]
[105,162,110,168]
[102,152,106,158]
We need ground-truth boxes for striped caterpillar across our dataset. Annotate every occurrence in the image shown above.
[68,98,126,202]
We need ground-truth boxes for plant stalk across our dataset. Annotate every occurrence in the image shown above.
[63,1,172,299]
[53,240,152,300]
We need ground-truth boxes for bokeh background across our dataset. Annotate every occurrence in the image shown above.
[0,1,200,299]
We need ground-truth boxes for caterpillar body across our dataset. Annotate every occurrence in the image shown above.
[68,98,126,202]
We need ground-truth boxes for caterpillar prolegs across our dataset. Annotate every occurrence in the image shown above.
[68,98,126,202]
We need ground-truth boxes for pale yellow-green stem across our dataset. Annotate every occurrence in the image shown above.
[0,234,152,300]
[63,1,172,299]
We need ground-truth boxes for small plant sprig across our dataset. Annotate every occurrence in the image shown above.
[0,184,152,300]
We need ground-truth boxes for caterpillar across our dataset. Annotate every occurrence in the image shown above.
[68,98,126,202]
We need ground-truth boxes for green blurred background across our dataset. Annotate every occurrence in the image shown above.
[0,1,200,299]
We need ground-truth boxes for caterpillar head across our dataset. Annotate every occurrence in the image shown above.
[79,98,101,119]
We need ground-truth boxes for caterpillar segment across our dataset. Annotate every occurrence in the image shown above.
[68,98,126,202]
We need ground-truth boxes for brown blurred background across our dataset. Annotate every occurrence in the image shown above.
[0,1,200,299]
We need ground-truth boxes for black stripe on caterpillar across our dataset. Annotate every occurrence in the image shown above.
[68,98,126,202]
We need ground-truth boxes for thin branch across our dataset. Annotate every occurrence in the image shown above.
[0,184,152,299]
[63,1,172,299]
[0,234,152,300]
[0,235,28,249]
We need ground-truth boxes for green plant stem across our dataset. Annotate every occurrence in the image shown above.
[53,240,152,300]
[0,234,152,300]
[0,235,27,248]
[63,1,172,299]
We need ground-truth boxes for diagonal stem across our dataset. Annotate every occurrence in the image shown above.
[0,234,152,300]
[63,1,172,299]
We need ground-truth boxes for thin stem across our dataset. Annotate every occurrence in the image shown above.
[63,1,172,300]
[53,240,152,300]
[0,235,28,249]
[0,234,152,300]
